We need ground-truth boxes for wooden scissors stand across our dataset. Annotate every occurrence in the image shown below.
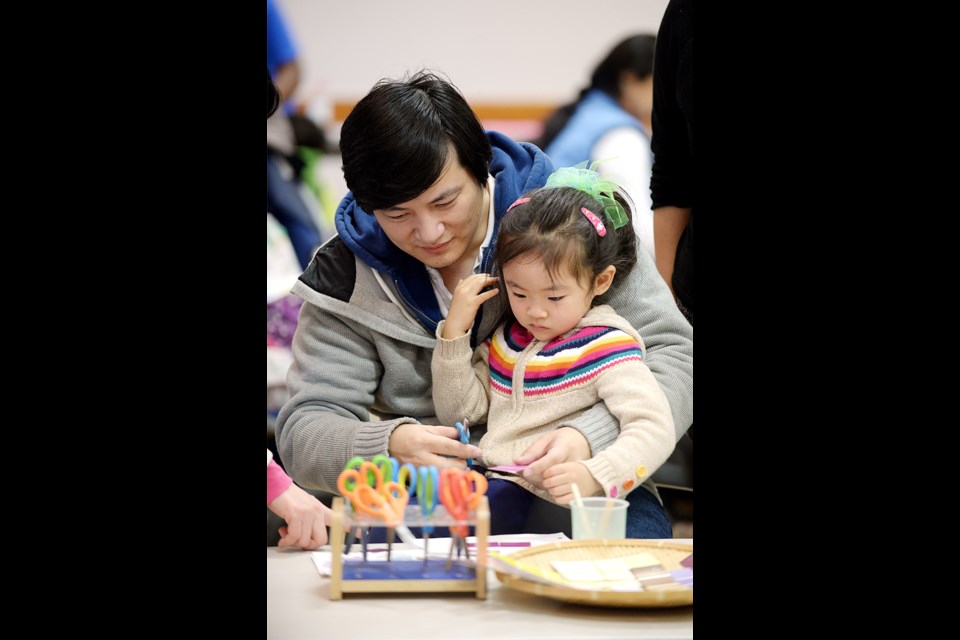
[329,495,489,600]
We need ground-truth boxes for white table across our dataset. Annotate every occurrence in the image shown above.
[267,539,693,639]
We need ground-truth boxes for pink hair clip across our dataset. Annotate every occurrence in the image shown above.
[507,197,531,211]
[580,207,606,236]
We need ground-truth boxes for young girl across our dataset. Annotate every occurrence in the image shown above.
[431,165,675,537]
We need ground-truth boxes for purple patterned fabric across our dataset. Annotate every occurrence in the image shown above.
[266,294,303,348]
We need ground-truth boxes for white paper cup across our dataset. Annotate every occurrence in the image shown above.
[570,497,629,540]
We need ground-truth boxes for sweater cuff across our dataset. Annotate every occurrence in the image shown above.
[581,458,662,503]
[434,320,474,359]
[557,406,619,455]
[266,459,293,504]
[351,416,421,461]
[580,457,630,499]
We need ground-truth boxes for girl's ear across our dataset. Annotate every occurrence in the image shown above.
[593,265,617,295]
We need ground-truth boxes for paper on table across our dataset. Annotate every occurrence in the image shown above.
[491,549,693,593]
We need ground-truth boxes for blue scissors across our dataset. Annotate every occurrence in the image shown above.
[455,420,472,466]
[416,465,439,565]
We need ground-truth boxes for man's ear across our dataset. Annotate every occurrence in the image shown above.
[593,265,617,295]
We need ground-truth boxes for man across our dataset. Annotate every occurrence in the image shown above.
[275,71,693,536]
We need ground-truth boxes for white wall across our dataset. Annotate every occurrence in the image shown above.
[277,0,669,111]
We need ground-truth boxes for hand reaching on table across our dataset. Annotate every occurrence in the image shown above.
[269,483,334,550]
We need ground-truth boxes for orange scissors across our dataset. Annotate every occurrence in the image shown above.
[338,460,409,560]
[439,468,487,568]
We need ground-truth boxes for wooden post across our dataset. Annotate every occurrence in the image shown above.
[329,497,345,600]
[475,495,489,599]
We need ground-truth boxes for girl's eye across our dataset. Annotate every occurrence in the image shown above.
[510,292,525,299]
[548,296,564,302]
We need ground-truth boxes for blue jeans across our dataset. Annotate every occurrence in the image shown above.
[484,478,672,539]
[362,477,671,542]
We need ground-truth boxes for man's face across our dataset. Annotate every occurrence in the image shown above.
[373,147,486,270]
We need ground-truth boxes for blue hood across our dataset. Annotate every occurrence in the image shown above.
[334,130,554,332]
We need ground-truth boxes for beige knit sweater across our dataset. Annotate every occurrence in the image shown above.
[432,305,674,504]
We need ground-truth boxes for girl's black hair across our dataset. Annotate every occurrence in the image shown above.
[535,35,656,151]
[491,186,637,328]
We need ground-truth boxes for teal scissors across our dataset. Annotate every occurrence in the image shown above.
[416,465,439,565]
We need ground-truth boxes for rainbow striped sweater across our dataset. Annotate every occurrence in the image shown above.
[432,305,674,504]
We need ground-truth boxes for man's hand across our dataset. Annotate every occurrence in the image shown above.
[389,424,482,469]
[443,274,499,338]
[542,462,602,505]
[515,427,591,489]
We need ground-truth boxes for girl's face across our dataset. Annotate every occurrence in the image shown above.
[501,252,614,342]
[619,70,653,125]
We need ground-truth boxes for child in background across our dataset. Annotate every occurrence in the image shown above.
[431,165,675,537]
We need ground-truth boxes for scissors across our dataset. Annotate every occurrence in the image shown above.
[373,455,420,555]
[416,465,439,565]
[439,468,487,569]
[353,455,403,556]
[396,461,418,493]
[340,456,366,555]
[337,460,409,560]
[381,456,420,501]
[455,420,472,466]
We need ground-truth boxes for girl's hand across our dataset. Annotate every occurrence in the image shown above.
[541,462,602,505]
[515,427,591,488]
[442,274,499,339]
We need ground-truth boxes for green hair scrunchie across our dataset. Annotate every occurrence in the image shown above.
[543,161,629,230]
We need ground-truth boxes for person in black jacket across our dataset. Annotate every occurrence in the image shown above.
[650,0,693,325]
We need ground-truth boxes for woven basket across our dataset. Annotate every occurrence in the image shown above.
[494,539,693,608]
